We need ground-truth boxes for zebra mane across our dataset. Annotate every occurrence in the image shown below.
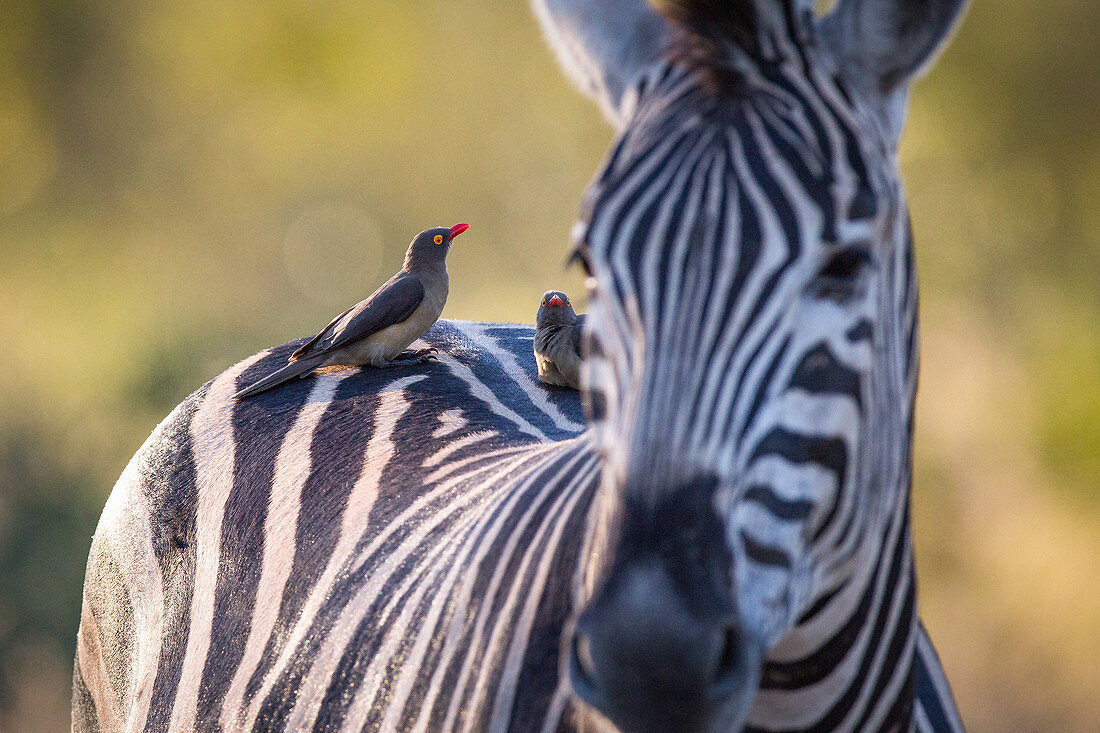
[652,0,811,94]
[652,0,762,60]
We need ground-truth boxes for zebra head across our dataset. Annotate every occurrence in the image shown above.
[532,0,968,729]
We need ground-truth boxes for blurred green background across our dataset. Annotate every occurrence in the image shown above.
[1,1,1097,730]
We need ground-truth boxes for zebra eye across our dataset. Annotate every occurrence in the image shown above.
[821,247,871,279]
[567,244,594,278]
[812,246,873,301]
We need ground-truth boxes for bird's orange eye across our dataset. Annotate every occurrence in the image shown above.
[433,234,444,245]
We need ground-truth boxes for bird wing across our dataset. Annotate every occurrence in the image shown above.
[571,314,586,356]
[291,271,426,359]
[290,304,358,360]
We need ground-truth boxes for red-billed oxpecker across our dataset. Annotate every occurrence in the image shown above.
[234,223,469,399]
[534,290,585,390]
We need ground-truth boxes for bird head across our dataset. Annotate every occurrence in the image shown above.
[537,290,578,328]
[404,223,469,270]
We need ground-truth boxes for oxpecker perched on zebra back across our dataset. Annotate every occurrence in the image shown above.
[234,223,469,399]
[535,290,585,389]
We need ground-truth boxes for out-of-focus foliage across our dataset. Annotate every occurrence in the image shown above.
[0,1,1096,730]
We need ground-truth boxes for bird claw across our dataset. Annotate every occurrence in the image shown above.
[386,348,439,367]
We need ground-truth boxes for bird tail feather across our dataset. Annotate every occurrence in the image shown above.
[233,355,324,400]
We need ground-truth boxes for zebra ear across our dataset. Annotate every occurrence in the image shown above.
[530,0,673,128]
[821,0,968,93]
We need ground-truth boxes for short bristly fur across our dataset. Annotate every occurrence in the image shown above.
[74,2,972,731]
[653,0,762,60]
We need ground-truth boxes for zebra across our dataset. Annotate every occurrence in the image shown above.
[73,0,970,731]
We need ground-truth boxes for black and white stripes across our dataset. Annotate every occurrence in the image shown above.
[561,1,967,729]
[73,318,962,731]
[75,323,601,731]
[74,0,972,729]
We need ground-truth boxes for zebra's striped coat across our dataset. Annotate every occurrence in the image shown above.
[74,322,961,732]
[75,323,587,731]
[75,0,971,730]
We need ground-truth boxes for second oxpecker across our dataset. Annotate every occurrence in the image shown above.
[534,290,585,390]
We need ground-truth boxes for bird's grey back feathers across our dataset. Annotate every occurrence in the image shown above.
[291,271,426,361]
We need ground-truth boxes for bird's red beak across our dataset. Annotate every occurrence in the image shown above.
[449,223,470,240]
[547,294,565,308]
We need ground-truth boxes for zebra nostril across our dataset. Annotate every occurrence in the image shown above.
[569,630,601,703]
[714,627,741,686]
[577,633,596,676]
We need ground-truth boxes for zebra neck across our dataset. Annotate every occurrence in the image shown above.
[749,496,918,730]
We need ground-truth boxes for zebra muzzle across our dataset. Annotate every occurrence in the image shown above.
[568,560,763,732]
